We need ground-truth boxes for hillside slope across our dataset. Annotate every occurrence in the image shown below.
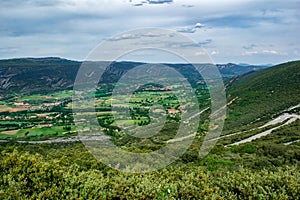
[225,60,300,131]
[0,58,80,96]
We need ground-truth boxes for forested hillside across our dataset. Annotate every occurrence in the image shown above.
[225,61,300,131]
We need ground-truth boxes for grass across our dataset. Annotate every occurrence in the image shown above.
[0,125,76,140]
[18,126,76,136]
[18,90,73,102]
[0,134,17,139]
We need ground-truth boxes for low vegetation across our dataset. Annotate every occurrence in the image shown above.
[0,142,299,199]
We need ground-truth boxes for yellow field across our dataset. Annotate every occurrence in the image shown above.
[1,130,18,135]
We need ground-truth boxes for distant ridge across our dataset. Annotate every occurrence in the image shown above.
[237,63,273,67]
[0,57,81,96]
[0,57,272,96]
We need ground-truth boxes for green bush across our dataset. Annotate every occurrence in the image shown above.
[1,149,299,199]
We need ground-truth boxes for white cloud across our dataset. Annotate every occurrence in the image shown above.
[211,51,219,55]
[177,27,196,33]
[195,23,204,28]
[195,51,206,56]
[262,50,279,55]
[243,51,259,56]
[243,49,284,56]
[182,4,194,8]
[177,22,205,33]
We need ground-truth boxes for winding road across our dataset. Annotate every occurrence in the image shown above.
[224,104,300,146]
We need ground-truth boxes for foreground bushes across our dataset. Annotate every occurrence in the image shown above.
[0,150,299,199]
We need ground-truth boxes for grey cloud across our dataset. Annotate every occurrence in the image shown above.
[0,0,65,7]
[107,34,140,41]
[28,0,65,7]
[261,8,282,16]
[177,23,205,33]
[198,39,212,47]
[129,0,173,6]
[0,47,19,54]
[167,39,213,48]
[107,32,167,41]
[147,0,173,4]
[182,4,194,8]
[243,44,257,50]
[133,3,143,6]
[177,27,196,33]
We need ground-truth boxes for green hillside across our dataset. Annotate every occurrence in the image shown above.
[225,61,300,131]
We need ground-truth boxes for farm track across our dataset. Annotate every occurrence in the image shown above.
[0,135,110,144]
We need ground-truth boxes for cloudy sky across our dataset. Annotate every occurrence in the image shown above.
[0,0,299,64]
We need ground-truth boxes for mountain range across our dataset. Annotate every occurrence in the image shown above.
[0,57,270,96]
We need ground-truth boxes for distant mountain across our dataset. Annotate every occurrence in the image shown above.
[225,60,300,131]
[216,63,270,78]
[0,57,80,96]
[0,57,271,97]
[237,63,273,67]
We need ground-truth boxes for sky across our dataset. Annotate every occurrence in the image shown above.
[0,0,299,64]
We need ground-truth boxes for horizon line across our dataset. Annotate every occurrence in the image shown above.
[0,56,284,66]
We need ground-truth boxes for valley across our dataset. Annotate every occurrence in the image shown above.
[0,58,300,199]
[1,59,299,150]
